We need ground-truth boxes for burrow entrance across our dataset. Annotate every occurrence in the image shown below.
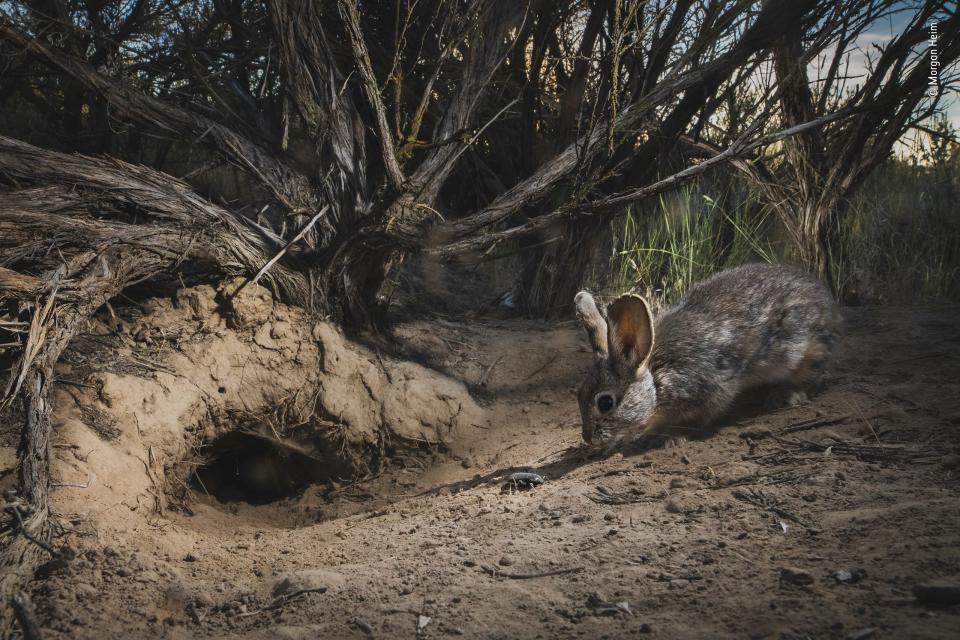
[190,432,333,505]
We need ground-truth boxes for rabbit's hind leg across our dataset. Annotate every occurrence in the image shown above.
[786,338,834,393]
[760,344,832,411]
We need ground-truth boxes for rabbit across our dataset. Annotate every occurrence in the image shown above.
[575,263,842,448]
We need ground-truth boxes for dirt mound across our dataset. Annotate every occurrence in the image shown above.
[31,279,484,536]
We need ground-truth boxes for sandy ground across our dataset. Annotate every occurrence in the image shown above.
[4,299,960,639]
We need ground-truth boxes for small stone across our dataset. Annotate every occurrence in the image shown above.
[834,570,854,583]
[572,515,587,523]
[607,528,619,536]
[639,623,652,633]
[417,615,431,633]
[460,457,473,469]
[780,567,814,586]
[272,569,345,597]
[115,567,133,577]
[74,583,98,599]
[354,620,374,635]
[193,592,215,608]
[669,478,686,489]
[498,555,515,567]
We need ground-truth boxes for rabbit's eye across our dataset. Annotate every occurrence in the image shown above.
[596,392,615,413]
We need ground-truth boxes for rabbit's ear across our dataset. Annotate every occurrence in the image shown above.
[574,291,608,359]
[606,295,655,376]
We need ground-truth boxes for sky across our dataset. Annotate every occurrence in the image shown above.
[835,3,958,131]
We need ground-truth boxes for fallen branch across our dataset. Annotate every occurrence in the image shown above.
[732,488,814,528]
[522,353,559,381]
[11,592,42,640]
[231,205,331,300]
[480,565,583,579]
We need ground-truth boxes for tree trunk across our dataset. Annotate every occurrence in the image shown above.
[782,198,841,287]
[325,234,398,330]
[518,216,608,316]
[796,220,833,285]
[1,314,80,626]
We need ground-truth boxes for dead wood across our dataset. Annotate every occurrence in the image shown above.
[0,18,325,225]
[0,136,311,618]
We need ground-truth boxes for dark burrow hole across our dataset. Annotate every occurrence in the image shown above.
[192,432,330,505]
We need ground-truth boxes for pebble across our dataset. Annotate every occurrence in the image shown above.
[272,569,345,597]
[834,570,854,583]
[136,570,160,583]
[355,620,374,635]
[74,583,98,599]
[780,567,814,586]
[665,498,684,514]
[498,555,515,567]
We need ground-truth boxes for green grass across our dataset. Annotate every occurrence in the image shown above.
[610,184,783,308]
[830,161,960,304]
[608,157,960,308]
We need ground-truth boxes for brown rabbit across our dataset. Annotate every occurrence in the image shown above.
[575,263,841,447]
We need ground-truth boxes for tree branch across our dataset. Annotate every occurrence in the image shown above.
[428,109,856,260]
[337,0,406,191]
[0,17,323,219]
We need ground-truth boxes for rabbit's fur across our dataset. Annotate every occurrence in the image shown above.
[575,263,841,447]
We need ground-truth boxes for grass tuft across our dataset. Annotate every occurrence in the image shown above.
[608,157,960,307]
